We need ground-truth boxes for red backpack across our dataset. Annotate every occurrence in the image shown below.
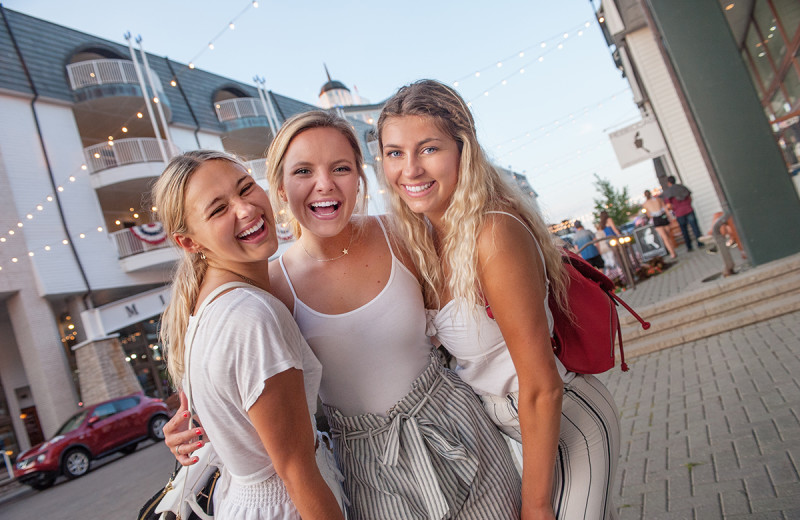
[548,250,650,373]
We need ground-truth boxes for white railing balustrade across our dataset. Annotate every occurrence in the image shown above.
[66,59,166,97]
[246,158,268,182]
[215,98,266,122]
[83,138,179,173]
[111,223,172,259]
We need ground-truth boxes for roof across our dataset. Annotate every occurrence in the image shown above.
[0,7,317,132]
[320,80,350,96]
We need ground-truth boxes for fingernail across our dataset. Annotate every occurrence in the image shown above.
[195,428,202,435]
[182,412,189,418]
[196,441,203,448]
[192,456,199,463]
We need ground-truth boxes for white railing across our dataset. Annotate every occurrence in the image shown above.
[246,158,268,182]
[111,224,172,259]
[215,98,266,122]
[66,59,166,97]
[83,138,179,173]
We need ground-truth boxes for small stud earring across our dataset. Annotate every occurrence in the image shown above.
[199,251,206,260]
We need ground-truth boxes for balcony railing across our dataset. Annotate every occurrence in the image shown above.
[111,222,172,259]
[84,138,179,174]
[66,59,166,96]
[246,158,268,182]
[215,97,267,122]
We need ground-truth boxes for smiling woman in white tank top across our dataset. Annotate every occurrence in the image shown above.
[379,80,622,520]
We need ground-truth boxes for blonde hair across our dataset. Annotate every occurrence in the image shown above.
[152,150,249,386]
[266,110,368,238]
[377,79,567,310]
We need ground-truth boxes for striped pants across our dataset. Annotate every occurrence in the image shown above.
[325,355,521,520]
[482,373,620,520]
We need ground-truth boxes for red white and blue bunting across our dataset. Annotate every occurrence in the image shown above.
[130,222,167,244]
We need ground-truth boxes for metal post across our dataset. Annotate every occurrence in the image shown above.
[711,211,736,277]
[3,450,13,480]
[125,32,168,163]
[137,36,175,155]
[254,76,278,136]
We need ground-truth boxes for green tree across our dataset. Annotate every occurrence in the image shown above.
[592,173,640,226]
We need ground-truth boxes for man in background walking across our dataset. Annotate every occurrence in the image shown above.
[663,176,704,251]
[573,220,605,269]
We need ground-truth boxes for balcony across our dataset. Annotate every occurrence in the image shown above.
[246,158,268,181]
[215,97,268,123]
[85,138,179,188]
[66,58,171,119]
[110,223,179,273]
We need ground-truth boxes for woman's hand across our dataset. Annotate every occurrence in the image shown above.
[163,391,206,465]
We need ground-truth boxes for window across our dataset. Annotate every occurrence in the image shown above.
[113,397,140,413]
[772,0,800,42]
[92,403,116,421]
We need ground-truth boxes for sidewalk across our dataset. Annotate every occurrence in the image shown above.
[603,245,800,518]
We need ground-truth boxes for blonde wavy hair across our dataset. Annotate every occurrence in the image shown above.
[377,79,567,311]
[152,150,249,386]
[265,110,368,238]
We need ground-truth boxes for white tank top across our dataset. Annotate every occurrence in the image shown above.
[278,218,432,416]
[427,211,571,397]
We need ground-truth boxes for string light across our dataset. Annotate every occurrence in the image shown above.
[183,1,259,73]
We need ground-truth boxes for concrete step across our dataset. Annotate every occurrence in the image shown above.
[619,254,800,328]
[619,286,800,360]
[620,270,800,341]
[611,254,800,359]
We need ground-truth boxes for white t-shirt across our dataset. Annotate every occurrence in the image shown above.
[184,286,322,486]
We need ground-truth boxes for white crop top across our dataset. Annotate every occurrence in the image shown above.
[427,211,571,397]
[278,217,433,417]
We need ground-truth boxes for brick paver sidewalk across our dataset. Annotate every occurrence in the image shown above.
[600,310,800,518]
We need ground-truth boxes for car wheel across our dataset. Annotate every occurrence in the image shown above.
[62,448,91,479]
[30,476,56,490]
[121,443,138,455]
[149,414,169,441]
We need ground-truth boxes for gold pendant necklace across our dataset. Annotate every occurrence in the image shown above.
[299,226,353,262]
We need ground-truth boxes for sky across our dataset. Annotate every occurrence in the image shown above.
[4,0,661,224]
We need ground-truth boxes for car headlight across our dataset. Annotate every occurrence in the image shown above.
[36,453,47,463]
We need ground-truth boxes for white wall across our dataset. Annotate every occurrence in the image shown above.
[626,28,722,229]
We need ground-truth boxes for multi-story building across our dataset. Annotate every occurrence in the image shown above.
[0,6,384,456]
[595,0,800,265]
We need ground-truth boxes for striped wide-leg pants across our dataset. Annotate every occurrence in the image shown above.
[482,373,621,520]
[325,354,521,520]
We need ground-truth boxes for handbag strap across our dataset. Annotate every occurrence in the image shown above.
[184,281,252,416]
[181,281,251,509]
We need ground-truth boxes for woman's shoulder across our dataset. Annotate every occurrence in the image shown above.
[477,210,536,257]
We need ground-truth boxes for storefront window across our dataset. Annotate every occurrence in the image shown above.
[770,87,789,117]
[746,24,775,88]
[0,380,19,463]
[755,0,786,65]
[783,68,800,109]
[117,318,171,399]
[772,0,800,43]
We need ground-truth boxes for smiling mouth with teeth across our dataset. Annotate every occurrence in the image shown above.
[310,200,341,214]
[236,217,265,240]
[404,181,434,194]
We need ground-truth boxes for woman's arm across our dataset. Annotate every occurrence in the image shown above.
[478,214,563,520]
[249,368,344,520]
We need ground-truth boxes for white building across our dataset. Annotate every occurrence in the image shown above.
[0,7,385,455]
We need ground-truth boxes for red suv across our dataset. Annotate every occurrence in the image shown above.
[13,392,170,490]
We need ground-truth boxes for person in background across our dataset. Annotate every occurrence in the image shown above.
[572,220,605,269]
[598,210,621,237]
[642,190,677,259]
[662,175,704,251]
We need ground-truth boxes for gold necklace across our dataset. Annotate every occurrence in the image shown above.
[299,226,353,262]
[213,267,260,287]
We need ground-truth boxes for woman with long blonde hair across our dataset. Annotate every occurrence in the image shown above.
[154,150,344,519]
[166,112,522,520]
[379,80,621,520]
